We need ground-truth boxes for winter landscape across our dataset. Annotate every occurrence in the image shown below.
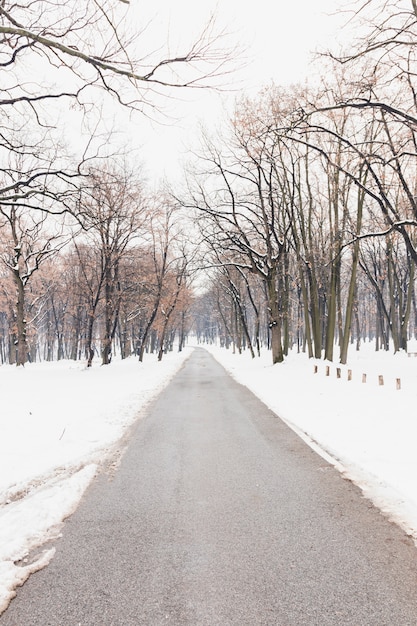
[1,342,417,614]
[2,0,417,619]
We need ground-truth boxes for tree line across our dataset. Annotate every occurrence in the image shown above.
[2,1,417,366]
[0,0,230,365]
[187,1,417,363]
[0,167,193,366]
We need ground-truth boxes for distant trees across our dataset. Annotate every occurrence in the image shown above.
[0,162,194,365]
[138,198,192,363]
[76,165,147,365]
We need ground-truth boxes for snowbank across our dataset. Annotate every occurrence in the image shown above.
[0,349,191,614]
[206,343,417,543]
[2,342,417,615]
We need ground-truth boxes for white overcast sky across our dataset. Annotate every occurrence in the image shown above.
[124,0,347,181]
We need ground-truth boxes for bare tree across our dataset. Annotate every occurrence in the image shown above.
[137,198,183,362]
[0,1,233,116]
[75,163,147,365]
[0,203,70,365]
[0,1,235,268]
[156,252,189,361]
[308,2,417,261]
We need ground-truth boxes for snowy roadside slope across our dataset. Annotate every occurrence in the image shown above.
[0,348,192,614]
[205,344,417,543]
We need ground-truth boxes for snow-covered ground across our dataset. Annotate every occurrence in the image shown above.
[0,349,192,614]
[1,342,417,614]
[206,342,417,545]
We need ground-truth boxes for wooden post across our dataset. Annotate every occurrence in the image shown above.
[348,370,352,381]
[396,378,401,390]
[314,365,318,374]
[326,365,330,376]
[362,373,366,383]
[336,367,341,379]
[378,375,384,386]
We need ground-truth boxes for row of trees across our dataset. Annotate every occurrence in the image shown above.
[192,235,417,361]
[3,0,417,367]
[185,0,417,363]
[0,0,232,365]
[0,167,193,365]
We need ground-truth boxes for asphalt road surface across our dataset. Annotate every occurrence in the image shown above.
[2,348,417,625]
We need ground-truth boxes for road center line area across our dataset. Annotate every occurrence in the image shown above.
[2,348,417,625]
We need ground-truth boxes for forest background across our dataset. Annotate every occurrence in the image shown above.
[0,1,416,367]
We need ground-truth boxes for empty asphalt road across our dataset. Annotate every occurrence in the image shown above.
[2,347,417,625]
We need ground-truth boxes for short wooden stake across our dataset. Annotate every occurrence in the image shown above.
[362,373,366,383]
[396,378,401,390]
[314,365,318,374]
[348,370,352,381]
[326,365,330,376]
[336,367,341,379]
[378,375,384,386]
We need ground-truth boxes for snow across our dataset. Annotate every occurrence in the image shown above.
[0,350,191,614]
[205,343,417,544]
[1,342,417,614]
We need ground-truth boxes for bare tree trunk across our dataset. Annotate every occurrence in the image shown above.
[324,260,340,362]
[306,263,322,359]
[340,270,357,365]
[178,311,186,352]
[86,313,96,368]
[70,306,83,361]
[299,266,313,358]
[400,257,414,352]
[280,256,290,357]
[266,271,283,364]
[340,182,364,364]
[13,269,28,366]
[139,303,160,362]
